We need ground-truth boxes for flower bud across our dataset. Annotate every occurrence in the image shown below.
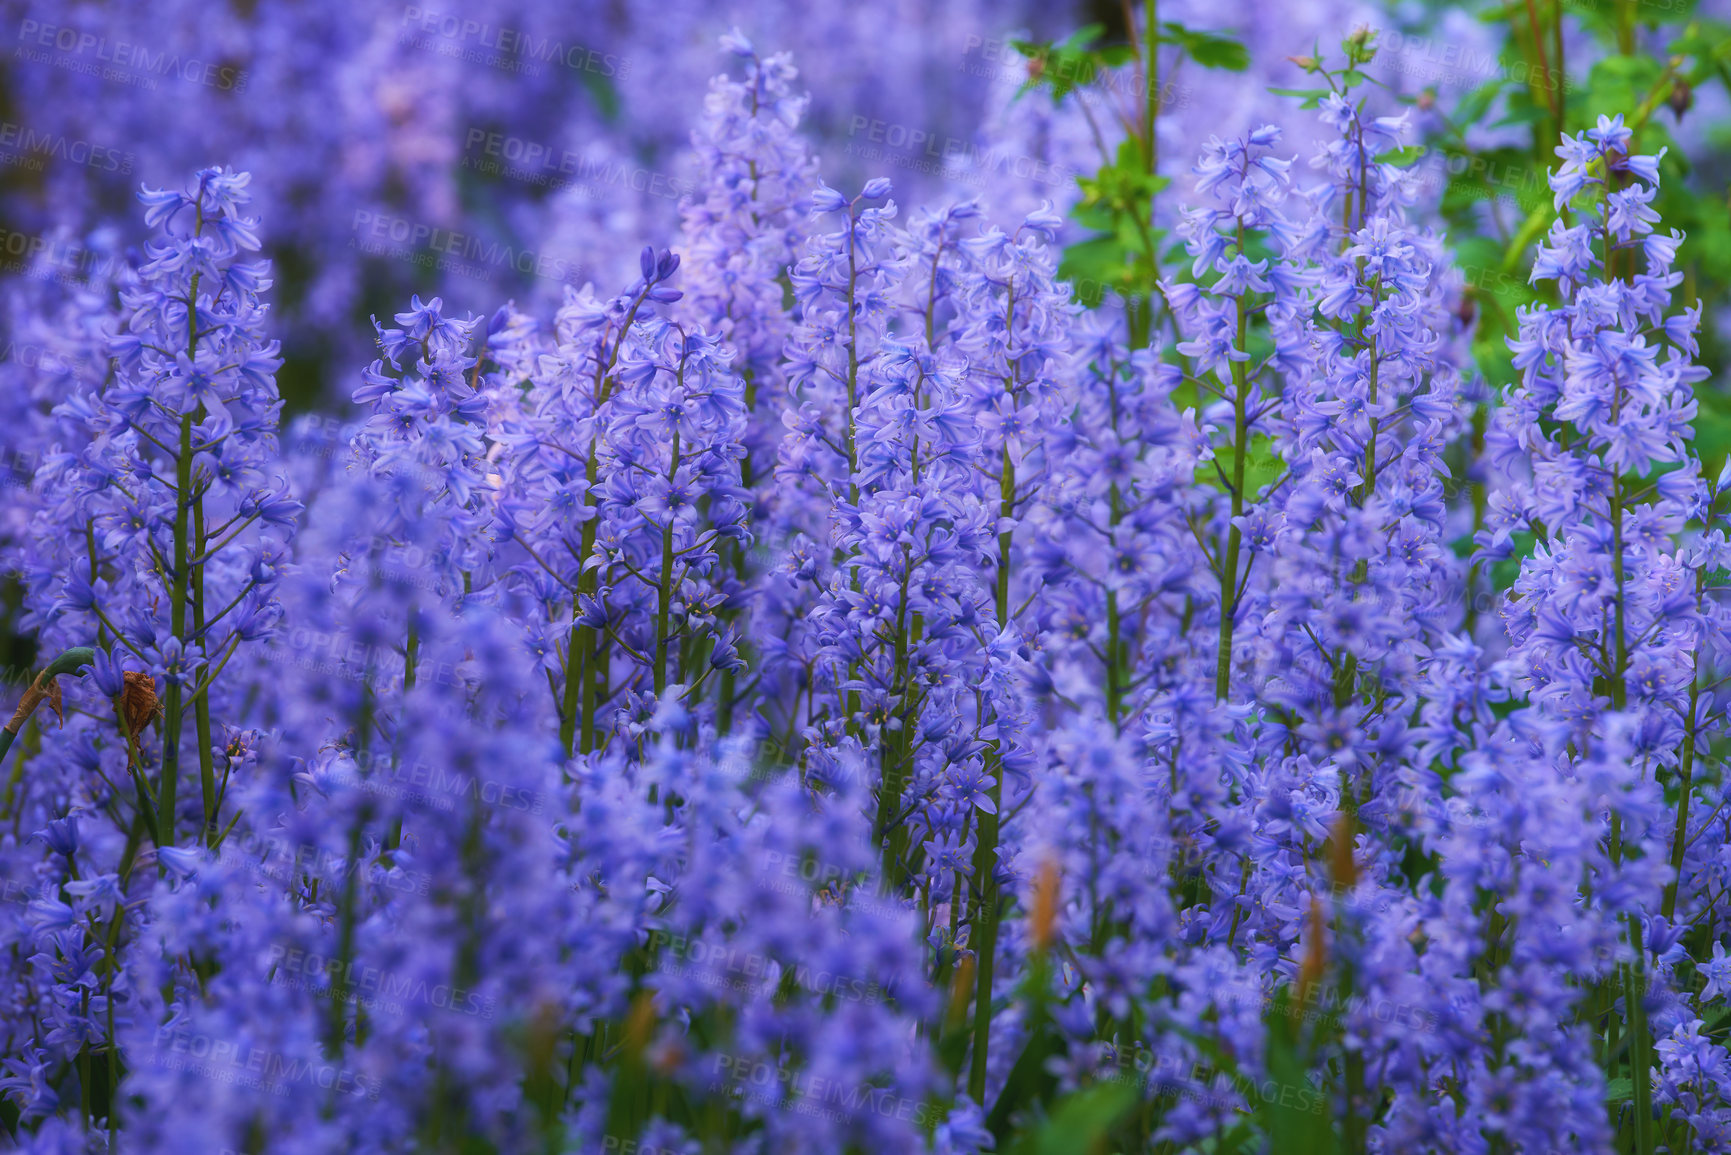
[1030,856,1061,951]
[1298,896,1327,1003]
[1329,810,1358,893]
[1669,79,1692,123]
[946,953,976,1028]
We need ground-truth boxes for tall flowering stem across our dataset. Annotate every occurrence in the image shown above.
[58,169,294,847]
[1163,126,1297,700]
[1480,115,1707,1154]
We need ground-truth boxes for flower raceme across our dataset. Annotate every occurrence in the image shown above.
[5,50,1731,1155]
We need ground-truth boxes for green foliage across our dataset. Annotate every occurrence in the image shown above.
[1260,990,1341,1155]
[1012,19,1254,338]
[1009,25,1135,106]
[1413,6,1731,389]
[1156,23,1250,72]
[961,7,1731,1151]
[1004,1082,1140,1155]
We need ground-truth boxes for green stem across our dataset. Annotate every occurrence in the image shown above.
[967,771,1002,1105]
[1213,280,1249,701]
[1106,590,1124,727]
[193,500,217,846]
[576,465,603,755]
[0,648,95,764]
[160,258,204,845]
[326,682,375,1053]
[158,408,196,844]
[325,819,365,1052]
[877,547,916,885]
[1144,0,1160,287]
[1663,654,1700,921]
[654,434,681,697]
[1628,919,1655,1155]
[560,599,581,757]
[843,211,862,505]
[968,446,1017,1104]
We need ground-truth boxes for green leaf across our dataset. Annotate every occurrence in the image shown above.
[1693,382,1731,468]
[1501,199,1554,272]
[1059,236,1138,307]
[1491,532,1538,592]
[1374,145,1428,168]
[578,70,620,124]
[1453,79,1508,127]
[1261,989,1340,1155]
[1008,24,1136,104]
[1268,85,1331,109]
[1158,22,1250,71]
[1007,1082,1141,1155]
[985,1018,1061,1141]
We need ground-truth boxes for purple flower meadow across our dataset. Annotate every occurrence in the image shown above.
[1,7,1730,1155]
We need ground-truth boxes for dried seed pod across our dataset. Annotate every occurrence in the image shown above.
[121,670,161,738]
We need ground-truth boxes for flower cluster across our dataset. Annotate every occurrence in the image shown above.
[2,39,1730,1155]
